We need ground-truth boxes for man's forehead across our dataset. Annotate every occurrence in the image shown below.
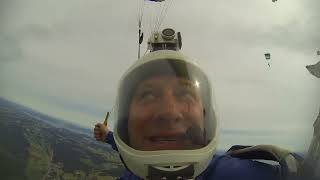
[137,75,196,88]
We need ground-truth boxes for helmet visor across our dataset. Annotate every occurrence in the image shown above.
[115,58,216,151]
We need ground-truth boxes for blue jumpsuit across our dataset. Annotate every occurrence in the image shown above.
[105,132,284,180]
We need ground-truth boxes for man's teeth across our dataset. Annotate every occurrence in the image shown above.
[152,138,177,141]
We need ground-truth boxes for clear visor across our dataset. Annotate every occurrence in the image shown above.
[115,59,216,151]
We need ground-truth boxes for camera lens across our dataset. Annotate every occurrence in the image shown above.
[162,28,175,40]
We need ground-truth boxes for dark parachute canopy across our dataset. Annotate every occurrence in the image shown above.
[264,53,271,60]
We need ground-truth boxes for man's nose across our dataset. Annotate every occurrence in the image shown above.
[153,91,183,127]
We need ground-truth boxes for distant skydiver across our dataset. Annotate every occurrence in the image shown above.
[264,53,271,67]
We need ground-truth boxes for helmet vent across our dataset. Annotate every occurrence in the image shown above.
[160,165,182,170]
[154,164,189,171]
[148,164,195,179]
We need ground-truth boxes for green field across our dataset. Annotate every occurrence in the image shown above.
[0,98,124,180]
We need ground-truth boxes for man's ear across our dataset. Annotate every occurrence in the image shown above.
[203,109,206,116]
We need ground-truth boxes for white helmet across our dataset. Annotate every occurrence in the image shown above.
[112,50,219,179]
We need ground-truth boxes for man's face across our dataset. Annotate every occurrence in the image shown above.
[128,75,205,151]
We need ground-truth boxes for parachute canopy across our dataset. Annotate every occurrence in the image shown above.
[264,53,271,60]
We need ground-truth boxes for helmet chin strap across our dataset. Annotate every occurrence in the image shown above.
[147,164,195,180]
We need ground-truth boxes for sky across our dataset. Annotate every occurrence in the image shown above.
[1,0,319,151]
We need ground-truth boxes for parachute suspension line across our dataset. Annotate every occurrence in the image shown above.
[152,0,165,32]
[149,0,165,33]
[148,8,153,35]
[138,0,146,21]
[144,48,149,56]
[156,0,172,31]
[154,1,165,32]
[151,3,159,33]
[153,2,160,32]
[137,0,172,58]
[138,0,145,59]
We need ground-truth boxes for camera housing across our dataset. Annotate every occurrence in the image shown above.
[147,28,182,52]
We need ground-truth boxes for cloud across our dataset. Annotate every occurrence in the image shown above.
[0,34,23,62]
[38,94,106,118]
[179,0,320,54]
[258,20,320,54]
[253,0,320,53]
[17,24,53,41]
[0,0,18,25]
[0,23,55,63]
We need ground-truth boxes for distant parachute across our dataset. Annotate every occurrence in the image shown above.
[264,53,271,67]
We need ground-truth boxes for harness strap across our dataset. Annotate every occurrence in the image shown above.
[227,145,303,180]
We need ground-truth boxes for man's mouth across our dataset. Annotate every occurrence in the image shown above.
[146,134,188,150]
[150,137,181,142]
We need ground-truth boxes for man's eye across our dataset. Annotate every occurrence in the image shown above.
[139,91,156,100]
[176,89,197,100]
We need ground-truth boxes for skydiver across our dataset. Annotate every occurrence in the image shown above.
[94,50,304,180]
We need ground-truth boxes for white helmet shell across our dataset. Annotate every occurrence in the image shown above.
[112,50,219,179]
